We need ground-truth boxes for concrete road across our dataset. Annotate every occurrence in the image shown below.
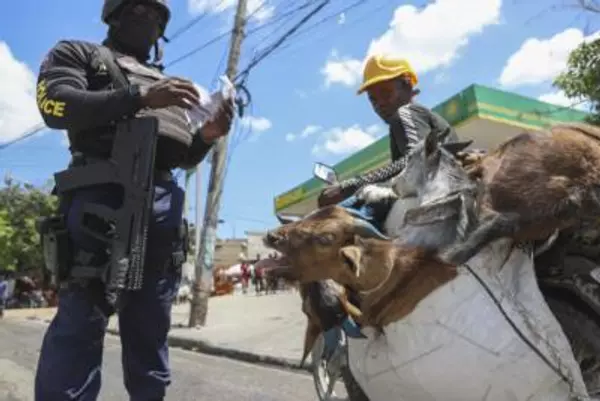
[0,319,347,401]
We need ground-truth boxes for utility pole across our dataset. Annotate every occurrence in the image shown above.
[195,164,202,253]
[189,0,248,328]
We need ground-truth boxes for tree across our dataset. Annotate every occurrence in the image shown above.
[0,209,16,270]
[554,37,600,125]
[0,176,58,273]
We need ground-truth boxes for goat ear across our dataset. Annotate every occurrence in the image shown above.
[424,131,439,158]
[340,245,363,278]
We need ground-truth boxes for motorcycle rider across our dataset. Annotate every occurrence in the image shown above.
[319,54,459,208]
[309,54,463,355]
[34,1,233,400]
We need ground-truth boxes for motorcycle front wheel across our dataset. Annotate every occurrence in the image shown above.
[545,291,600,396]
[311,332,370,401]
[311,332,341,400]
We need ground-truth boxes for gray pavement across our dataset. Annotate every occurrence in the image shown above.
[154,290,310,368]
[4,290,314,369]
[0,318,347,401]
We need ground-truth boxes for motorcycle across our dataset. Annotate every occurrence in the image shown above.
[276,161,600,400]
[275,163,368,401]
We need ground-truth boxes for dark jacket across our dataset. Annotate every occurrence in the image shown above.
[339,102,458,193]
[36,40,213,170]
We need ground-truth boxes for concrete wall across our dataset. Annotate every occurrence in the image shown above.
[214,238,247,268]
[246,231,278,260]
[182,238,245,284]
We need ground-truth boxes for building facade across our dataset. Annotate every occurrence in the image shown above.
[245,231,277,261]
[273,84,590,217]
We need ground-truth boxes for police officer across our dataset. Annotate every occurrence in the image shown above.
[34,1,233,400]
[318,55,459,207]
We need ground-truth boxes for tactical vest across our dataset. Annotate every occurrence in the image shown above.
[69,49,194,170]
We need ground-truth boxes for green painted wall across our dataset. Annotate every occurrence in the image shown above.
[274,84,590,213]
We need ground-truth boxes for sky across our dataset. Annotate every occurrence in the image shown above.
[0,0,598,239]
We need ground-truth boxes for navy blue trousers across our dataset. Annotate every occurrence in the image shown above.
[35,179,185,401]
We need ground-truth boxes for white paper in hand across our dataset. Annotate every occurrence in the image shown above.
[186,76,236,131]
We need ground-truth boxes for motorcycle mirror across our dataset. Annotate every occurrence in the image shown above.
[313,162,338,185]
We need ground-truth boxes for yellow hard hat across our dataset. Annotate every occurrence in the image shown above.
[357,55,418,95]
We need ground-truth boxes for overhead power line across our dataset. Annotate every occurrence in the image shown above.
[234,0,332,83]
[165,0,231,42]
[166,1,315,68]
[291,0,367,35]
[165,30,232,67]
[0,124,46,151]
[269,0,375,57]
[165,0,267,67]
[166,13,210,42]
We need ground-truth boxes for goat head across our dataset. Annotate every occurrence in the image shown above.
[260,205,388,284]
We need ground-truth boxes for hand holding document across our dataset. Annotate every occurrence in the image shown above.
[186,76,236,131]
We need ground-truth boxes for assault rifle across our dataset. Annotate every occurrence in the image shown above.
[53,116,158,309]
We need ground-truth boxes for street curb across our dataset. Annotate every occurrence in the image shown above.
[4,307,57,320]
[105,328,312,374]
[8,312,312,374]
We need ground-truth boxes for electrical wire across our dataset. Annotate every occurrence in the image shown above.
[166,8,211,42]
[267,0,381,58]
[207,2,333,174]
[246,0,272,24]
[210,45,229,88]
[234,0,332,84]
[213,0,336,162]
[225,0,385,156]
[166,1,318,68]
[165,30,232,68]
[242,2,315,64]
[234,0,316,75]
[171,1,324,172]
[288,0,367,37]
[195,1,331,164]
[2,2,325,161]
[0,124,46,151]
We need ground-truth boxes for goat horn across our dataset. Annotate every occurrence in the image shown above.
[351,217,390,240]
[275,212,298,225]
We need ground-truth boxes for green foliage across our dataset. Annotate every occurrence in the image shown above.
[0,209,15,270]
[554,37,600,125]
[0,175,58,272]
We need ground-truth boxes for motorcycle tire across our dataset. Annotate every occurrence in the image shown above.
[311,332,370,401]
[311,333,341,401]
[545,292,600,396]
[341,365,370,401]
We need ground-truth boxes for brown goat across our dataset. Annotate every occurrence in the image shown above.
[258,207,364,365]
[262,206,382,284]
[399,122,600,265]
[262,206,457,330]
[340,237,457,328]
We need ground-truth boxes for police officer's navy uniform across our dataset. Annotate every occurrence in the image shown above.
[34,38,213,401]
